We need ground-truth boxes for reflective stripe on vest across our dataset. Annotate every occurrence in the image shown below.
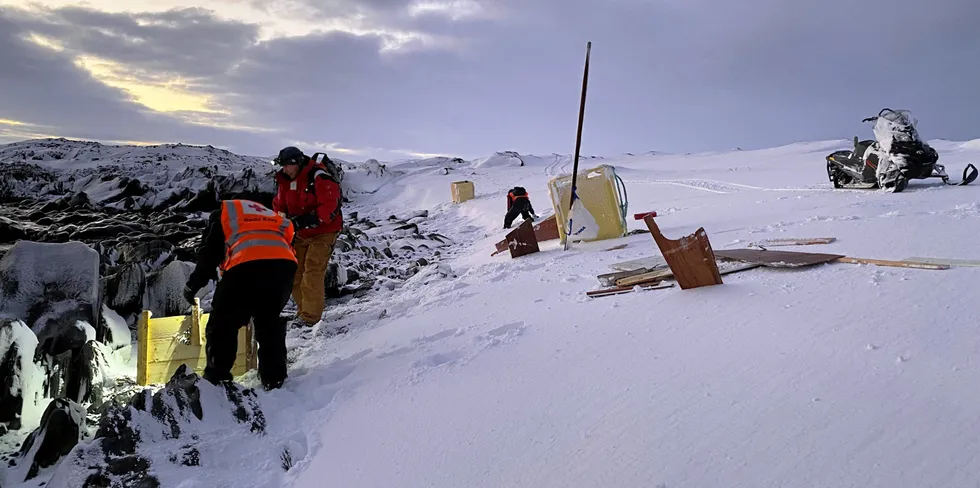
[219,200,297,271]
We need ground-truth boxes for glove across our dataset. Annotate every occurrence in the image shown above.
[291,212,320,230]
[183,285,198,304]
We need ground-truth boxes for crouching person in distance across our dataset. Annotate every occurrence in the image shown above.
[271,146,343,328]
[504,186,539,229]
[183,199,297,390]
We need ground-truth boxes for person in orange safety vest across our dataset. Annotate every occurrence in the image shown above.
[183,199,298,390]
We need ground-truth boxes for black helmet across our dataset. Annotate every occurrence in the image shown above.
[274,146,306,166]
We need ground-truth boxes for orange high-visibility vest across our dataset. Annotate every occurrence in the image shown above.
[219,200,297,272]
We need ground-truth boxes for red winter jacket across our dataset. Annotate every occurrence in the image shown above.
[272,162,343,238]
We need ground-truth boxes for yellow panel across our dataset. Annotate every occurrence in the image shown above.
[451,180,475,203]
[547,164,627,242]
[137,308,255,386]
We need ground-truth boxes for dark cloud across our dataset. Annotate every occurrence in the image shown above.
[0,11,282,154]
[3,6,258,79]
[2,0,980,161]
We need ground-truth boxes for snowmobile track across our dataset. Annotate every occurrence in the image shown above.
[626,179,763,194]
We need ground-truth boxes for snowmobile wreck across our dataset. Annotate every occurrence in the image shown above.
[825,108,977,192]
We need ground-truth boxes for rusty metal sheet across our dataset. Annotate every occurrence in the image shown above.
[506,218,540,258]
[532,214,560,242]
[714,248,844,268]
[644,216,723,290]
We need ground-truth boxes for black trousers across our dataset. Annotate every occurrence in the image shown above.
[504,198,535,228]
[204,258,297,389]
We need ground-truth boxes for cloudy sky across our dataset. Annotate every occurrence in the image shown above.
[1,0,978,160]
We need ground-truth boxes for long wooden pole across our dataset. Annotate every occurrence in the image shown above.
[564,41,592,250]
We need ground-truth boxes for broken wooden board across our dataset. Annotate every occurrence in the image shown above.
[505,218,539,258]
[587,282,674,298]
[902,257,980,268]
[597,267,652,287]
[747,237,837,248]
[714,248,845,268]
[836,257,949,270]
[616,267,674,287]
[601,243,629,252]
[644,215,723,290]
[616,260,761,287]
[608,255,668,272]
[137,299,256,386]
[532,214,560,242]
[491,215,557,256]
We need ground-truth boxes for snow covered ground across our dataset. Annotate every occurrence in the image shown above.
[12,137,980,487]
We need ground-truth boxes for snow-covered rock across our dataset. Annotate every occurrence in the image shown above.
[0,138,408,212]
[0,241,101,356]
[5,397,87,483]
[0,319,44,432]
[46,364,266,488]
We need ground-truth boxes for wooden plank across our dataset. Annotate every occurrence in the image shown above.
[587,282,673,298]
[615,260,761,287]
[532,214,560,242]
[644,216,723,290]
[748,237,836,247]
[601,243,628,252]
[145,352,249,385]
[617,268,674,287]
[836,257,949,270]
[609,255,667,272]
[597,267,652,287]
[137,306,258,386]
[137,310,151,386]
[714,248,845,268]
[903,257,980,268]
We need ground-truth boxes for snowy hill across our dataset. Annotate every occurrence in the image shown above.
[0,138,399,211]
[4,136,980,487]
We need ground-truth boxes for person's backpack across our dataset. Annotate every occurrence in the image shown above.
[306,152,344,221]
[310,152,343,184]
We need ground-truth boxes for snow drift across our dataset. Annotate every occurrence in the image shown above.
[3,134,980,488]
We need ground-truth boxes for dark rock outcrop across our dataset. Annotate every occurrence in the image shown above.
[0,319,42,432]
[47,365,266,488]
[6,397,87,482]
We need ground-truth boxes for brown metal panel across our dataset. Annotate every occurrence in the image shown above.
[644,216,723,290]
[507,219,540,258]
[714,249,845,268]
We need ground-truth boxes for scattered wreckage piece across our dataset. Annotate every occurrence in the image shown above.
[644,215,723,290]
[713,249,846,268]
[747,237,837,248]
[587,281,674,298]
[836,257,949,270]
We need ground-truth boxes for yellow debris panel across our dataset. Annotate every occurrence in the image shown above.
[137,299,256,386]
[451,180,475,203]
[547,164,627,242]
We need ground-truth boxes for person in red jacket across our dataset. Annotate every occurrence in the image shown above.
[271,146,343,327]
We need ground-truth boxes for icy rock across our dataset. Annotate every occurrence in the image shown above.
[100,304,132,350]
[0,215,30,243]
[0,319,43,431]
[0,240,101,356]
[47,364,266,488]
[65,340,115,406]
[7,397,87,482]
[103,263,146,319]
[144,260,195,317]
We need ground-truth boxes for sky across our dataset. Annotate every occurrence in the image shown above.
[1,0,979,161]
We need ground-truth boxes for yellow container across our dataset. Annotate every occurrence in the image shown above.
[451,180,475,203]
[547,164,627,242]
